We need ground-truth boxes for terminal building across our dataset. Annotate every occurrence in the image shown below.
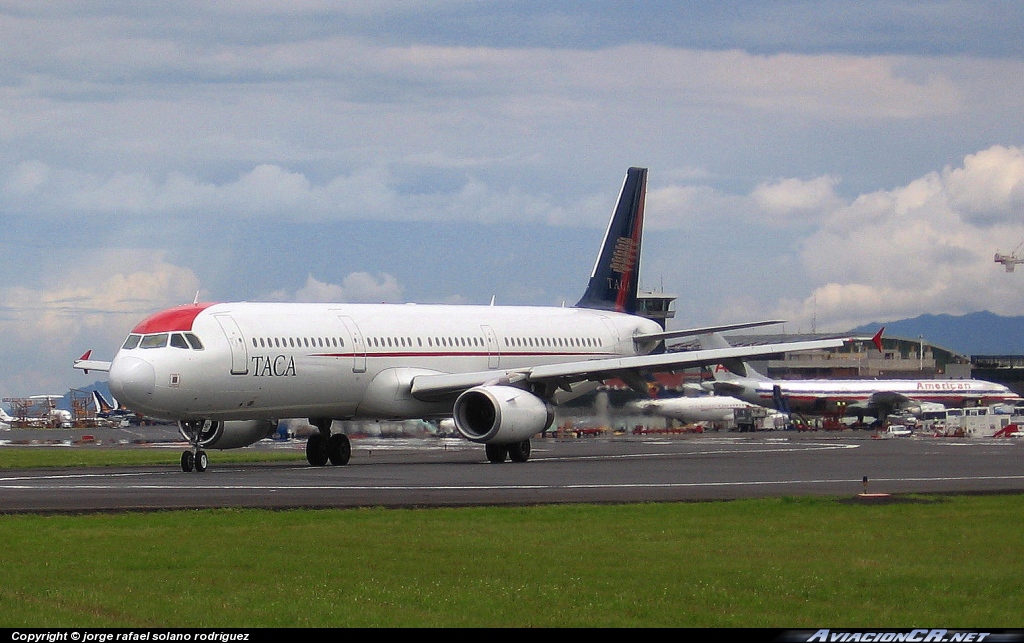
[723,333,971,380]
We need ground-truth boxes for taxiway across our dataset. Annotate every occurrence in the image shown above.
[2,433,1023,512]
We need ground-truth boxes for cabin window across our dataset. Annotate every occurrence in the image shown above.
[140,334,168,349]
[122,334,142,350]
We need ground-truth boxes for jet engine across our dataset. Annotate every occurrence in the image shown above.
[453,385,554,444]
[177,419,278,450]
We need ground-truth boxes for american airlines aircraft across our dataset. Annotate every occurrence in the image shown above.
[75,167,851,472]
[700,332,1020,420]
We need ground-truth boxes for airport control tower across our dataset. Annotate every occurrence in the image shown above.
[635,292,676,330]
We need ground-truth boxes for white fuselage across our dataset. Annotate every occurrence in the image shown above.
[735,378,1019,414]
[634,396,755,423]
[108,302,663,422]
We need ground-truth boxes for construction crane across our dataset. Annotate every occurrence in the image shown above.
[995,241,1024,272]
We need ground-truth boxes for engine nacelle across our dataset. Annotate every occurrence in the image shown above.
[453,385,553,444]
[178,419,278,450]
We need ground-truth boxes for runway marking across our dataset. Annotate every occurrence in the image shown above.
[540,442,859,461]
[4,474,1024,492]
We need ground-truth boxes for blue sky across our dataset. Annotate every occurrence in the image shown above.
[3,1,1024,396]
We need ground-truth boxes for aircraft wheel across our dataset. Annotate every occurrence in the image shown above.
[195,450,208,473]
[508,439,531,463]
[327,433,351,466]
[485,443,508,463]
[180,451,194,473]
[306,433,329,466]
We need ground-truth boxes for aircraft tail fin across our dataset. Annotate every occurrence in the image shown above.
[698,332,769,381]
[92,390,115,414]
[576,167,647,314]
[771,384,791,414]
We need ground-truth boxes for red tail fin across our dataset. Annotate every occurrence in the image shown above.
[871,328,884,352]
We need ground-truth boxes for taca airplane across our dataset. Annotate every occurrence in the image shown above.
[76,167,852,472]
[700,331,1020,420]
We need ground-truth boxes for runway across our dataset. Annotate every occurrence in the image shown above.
[2,433,1024,512]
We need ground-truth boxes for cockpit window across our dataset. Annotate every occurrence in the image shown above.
[122,334,142,350]
[140,333,169,349]
[184,333,204,350]
[170,333,190,349]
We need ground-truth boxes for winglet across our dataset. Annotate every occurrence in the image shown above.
[74,350,112,374]
[871,327,884,352]
[576,167,647,314]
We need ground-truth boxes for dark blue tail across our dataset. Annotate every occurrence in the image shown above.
[575,167,647,314]
[772,385,791,414]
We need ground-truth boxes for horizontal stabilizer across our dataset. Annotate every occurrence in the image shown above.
[74,350,111,374]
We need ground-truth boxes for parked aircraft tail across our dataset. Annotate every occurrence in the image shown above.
[576,167,647,315]
[92,390,118,414]
[699,332,770,381]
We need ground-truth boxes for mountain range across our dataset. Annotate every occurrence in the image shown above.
[850,311,1024,356]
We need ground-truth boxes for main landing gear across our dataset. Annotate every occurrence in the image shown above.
[305,418,351,466]
[485,439,531,463]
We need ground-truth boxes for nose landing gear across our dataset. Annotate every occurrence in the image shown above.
[179,420,214,473]
[179,448,208,473]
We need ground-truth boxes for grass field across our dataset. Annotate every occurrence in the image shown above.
[1,494,1022,627]
[0,446,307,469]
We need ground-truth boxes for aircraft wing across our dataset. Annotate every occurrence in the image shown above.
[73,351,111,374]
[410,337,849,401]
[633,320,786,346]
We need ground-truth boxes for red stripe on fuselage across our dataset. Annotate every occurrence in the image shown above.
[131,303,217,334]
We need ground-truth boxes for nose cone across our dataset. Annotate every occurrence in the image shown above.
[109,356,156,407]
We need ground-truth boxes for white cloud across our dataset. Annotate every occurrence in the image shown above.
[751,176,842,223]
[289,272,404,303]
[0,252,200,397]
[5,160,49,194]
[943,145,1024,223]
[645,176,840,230]
[776,145,1024,330]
